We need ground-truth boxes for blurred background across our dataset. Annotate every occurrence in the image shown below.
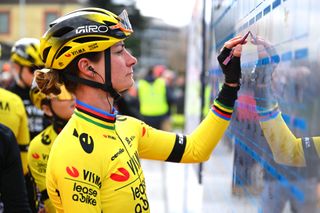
[1,0,320,212]
[0,0,191,75]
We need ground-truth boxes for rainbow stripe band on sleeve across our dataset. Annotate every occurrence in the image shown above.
[211,100,233,121]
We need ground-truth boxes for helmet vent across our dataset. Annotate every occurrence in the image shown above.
[73,37,109,43]
[52,26,74,37]
[27,54,35,63]
[42,47,51,62]
[56,46,72,59]
[30,43,37,51]
[103,20,114,26]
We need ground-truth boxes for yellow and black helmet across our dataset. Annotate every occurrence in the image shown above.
[11,38,44,68]
[40,7,133,70]
[30,81,48,109]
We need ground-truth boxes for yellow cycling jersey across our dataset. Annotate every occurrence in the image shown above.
[0,87,30,174]
[259,108,320,167]
[46,99,232,213]
[28,125,57,213]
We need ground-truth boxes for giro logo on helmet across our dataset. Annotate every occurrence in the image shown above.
[75,25,109,34]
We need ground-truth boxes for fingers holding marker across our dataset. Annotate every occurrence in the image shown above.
[220,32,250,65]
[224,36,242,49]
[233,44,242,57]
[224,32,249,49]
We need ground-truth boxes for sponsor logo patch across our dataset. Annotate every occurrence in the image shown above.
[72,182,97,206]
[71,48,86,56]
[66,166,79,178]
[131,179,149,212]
[111,148,124,161]
[66,167,101,206]
[88,43,98,50]
[32,153,40,159]
[110,167,130,182]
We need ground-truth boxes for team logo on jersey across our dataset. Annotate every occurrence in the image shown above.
[79,133,94,153]
[41,133,51,145]
[110,167,130,182]
[66,166,80,178]
[32,153,40,159]
[73,129,94,153]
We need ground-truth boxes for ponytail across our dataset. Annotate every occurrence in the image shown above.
[34,68,62,95]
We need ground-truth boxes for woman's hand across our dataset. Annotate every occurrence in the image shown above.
[217,35,247,87]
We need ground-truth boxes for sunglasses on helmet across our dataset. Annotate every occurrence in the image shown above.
[109,10,133,33]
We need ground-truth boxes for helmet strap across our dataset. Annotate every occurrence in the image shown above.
[63,73,110,91]
[62,49,121,102]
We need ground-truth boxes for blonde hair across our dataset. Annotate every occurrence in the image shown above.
[34,51,103,95]
[34,69,62,95]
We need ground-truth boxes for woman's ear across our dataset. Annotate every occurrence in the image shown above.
[78,58,93,78]
[42,104,53,117]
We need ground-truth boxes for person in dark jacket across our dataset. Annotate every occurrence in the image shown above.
[0,123,32,213]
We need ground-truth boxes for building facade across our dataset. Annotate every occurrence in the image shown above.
[0,0,81,60]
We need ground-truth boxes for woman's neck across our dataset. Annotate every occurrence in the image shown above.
[75,86,114,113]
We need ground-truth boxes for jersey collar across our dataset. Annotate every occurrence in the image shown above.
[74,99,117,130]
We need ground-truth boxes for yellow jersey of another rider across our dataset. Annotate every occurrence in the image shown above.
[0,87,30,174]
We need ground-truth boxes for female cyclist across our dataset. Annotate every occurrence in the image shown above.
[35,7,245,212]
[28,83,75,213]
